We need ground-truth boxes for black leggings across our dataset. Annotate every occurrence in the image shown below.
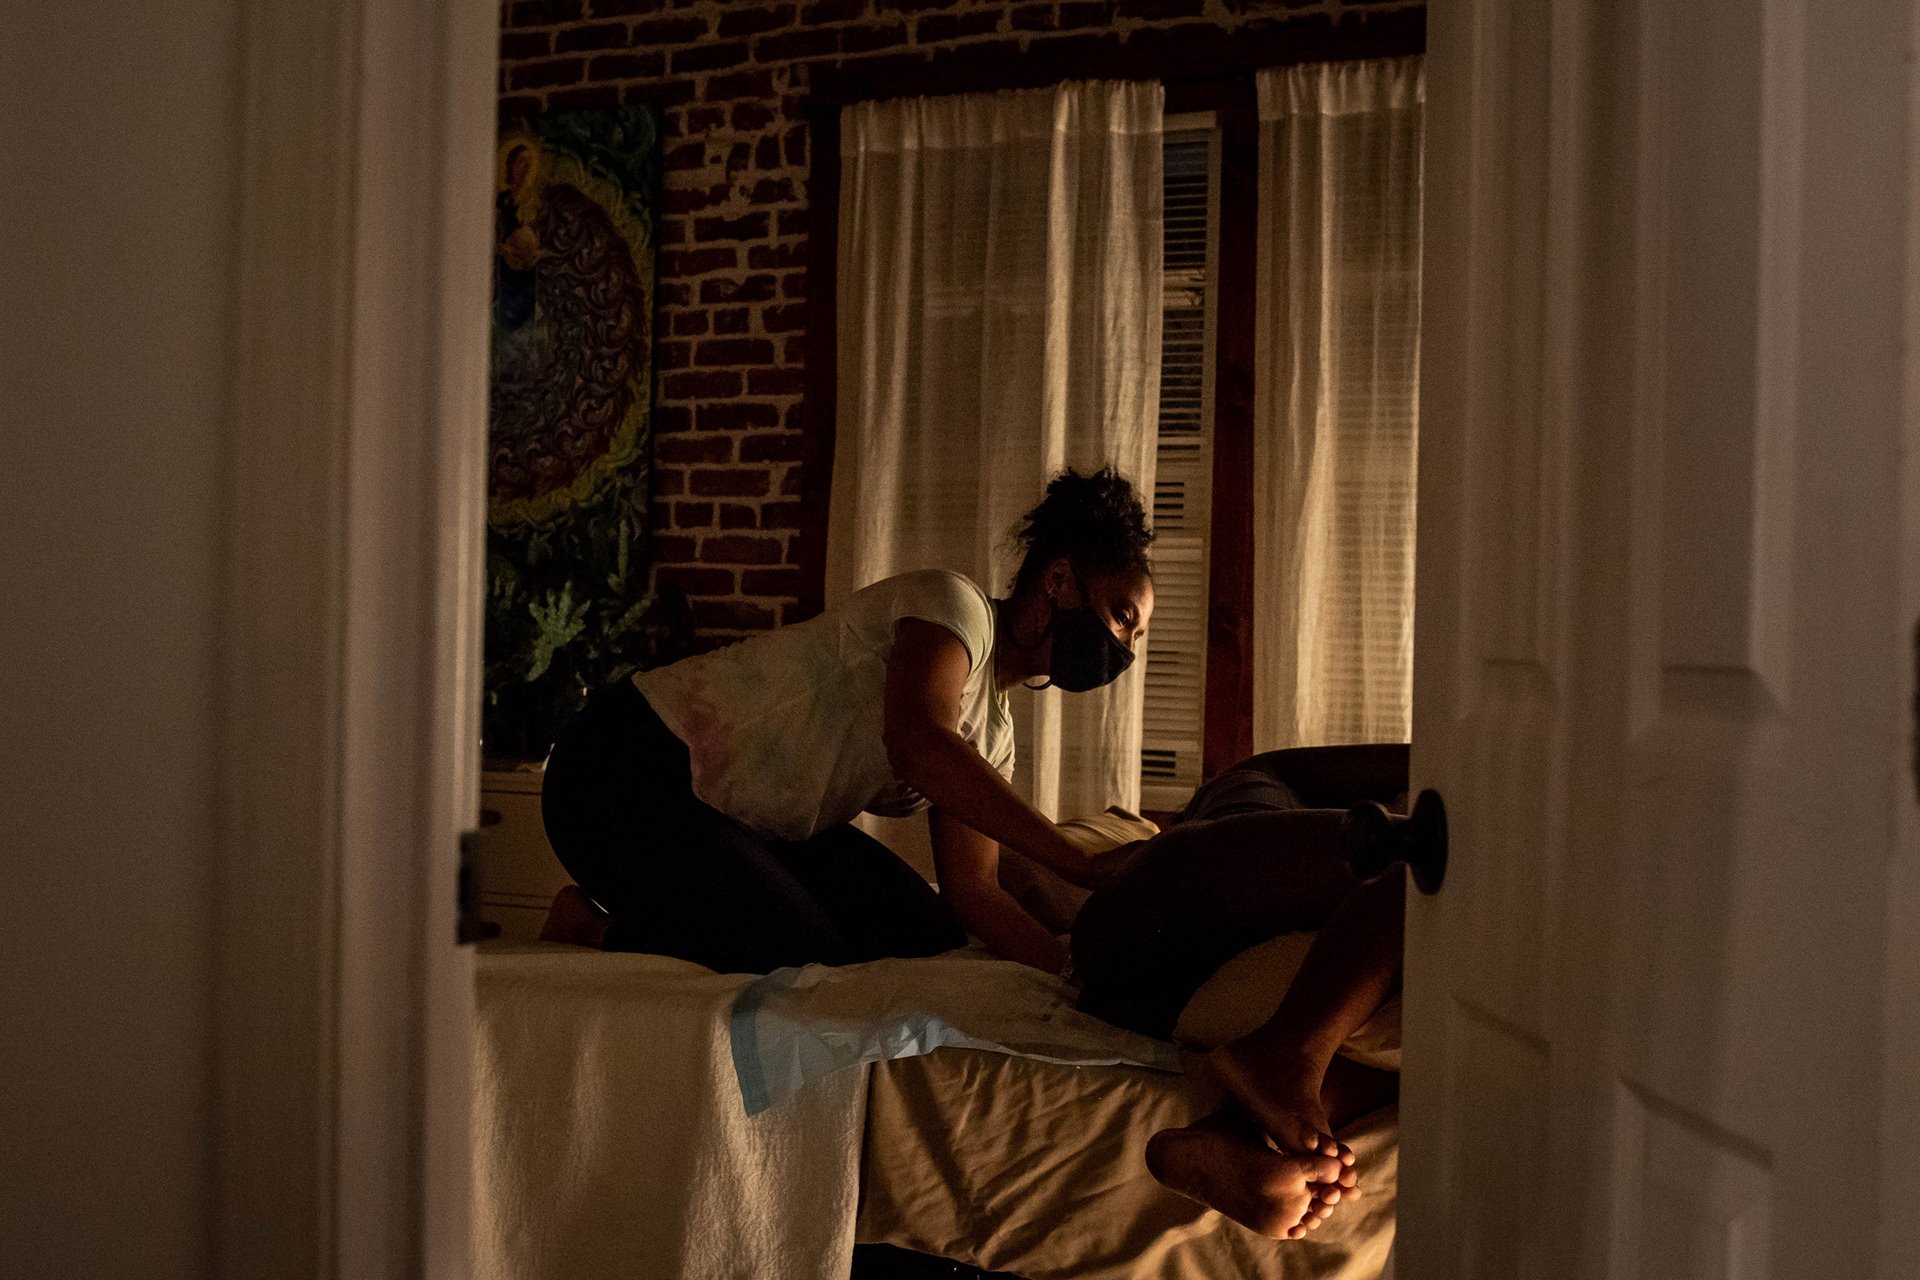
[540,680,965,974]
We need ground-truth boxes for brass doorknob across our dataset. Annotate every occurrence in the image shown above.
[1340,788,1448,895]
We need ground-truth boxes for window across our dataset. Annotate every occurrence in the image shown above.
[1139,117,1220,812]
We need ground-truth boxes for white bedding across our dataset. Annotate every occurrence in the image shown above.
[472,943,866,1280]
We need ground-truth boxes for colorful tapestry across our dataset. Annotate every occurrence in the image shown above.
[484,104,688,761]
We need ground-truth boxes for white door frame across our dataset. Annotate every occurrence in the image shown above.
[215,1,495,1275]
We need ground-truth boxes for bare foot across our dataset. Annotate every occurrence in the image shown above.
[1146,1112,1351,1241]
[1208,1042,1354,1167]
[539,884,609,948]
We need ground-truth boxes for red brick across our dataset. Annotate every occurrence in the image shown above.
[694,211,771,242]
[549,84,622,111]
[590,51,668,78]
[747,367,807,396]
[657,564,736,595]
[655,403,694,432]
[732,102,779,131]
[669,502,717,530]
[692,471,777,500]
[555,20,629,51]
[501,30,552,59]
[658,282,694,306]
[759,501,807,531]
[631,12,710,43]
[1115,0,1204,16]
[680,104,730,132]
[917,10,1003,41]
[782,336,807,363]
[781,469,808,498]
[664,139,706,170]
[700,274,778,303]
[657,434,734,463]
[875,0,953,11]
[657,215,688,246]
[1010,2,1056,30]
[693,599,780,630]
[718,3,798,37]
[699,531,785,560]
[673,39,750,73]
[704,68,779,100]
[632,79,698,109]
[755,26,841,61]
[775,211,808,238]
[782,400,809,429]
[663,181,730,214]
[762,302,807,333]
[661,246,737,275]
[654,469,688,497]
[743,566,804,596]
[588,0,666,14]
[747,241,806,270]
[663,369,743,399]
[712,306,750,334]
[719,503,758,529]
[499,95,543,124]
[672,502,718,533]
[801,0,867,23]
[780,272,807,299]
[784,125,808,165]
[849,20,919,53]
[657,339,694,369]
[724,140,753,171]
[740,431,810,462]
[508,0,584,26]
[746,177,799,205]
[695,337,777,366]
[652,533,698,560]
[754,134,782,168]
[698,401,783,430]
[1057,0,1111,28]
[509,57,586,89]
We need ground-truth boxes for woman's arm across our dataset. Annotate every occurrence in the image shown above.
[882,618,1099,887]
[929,808,1068,974]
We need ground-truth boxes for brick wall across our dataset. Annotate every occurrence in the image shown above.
[497,0,1421,647]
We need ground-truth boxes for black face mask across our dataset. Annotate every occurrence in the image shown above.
[1044,593,1134,693]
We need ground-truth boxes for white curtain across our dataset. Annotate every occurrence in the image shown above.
[1252,58,1424,750]
[829,81,1163,819]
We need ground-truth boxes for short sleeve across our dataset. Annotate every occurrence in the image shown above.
[886,569,995,674]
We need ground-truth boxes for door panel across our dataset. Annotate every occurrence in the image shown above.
[1404,2,1911,1278]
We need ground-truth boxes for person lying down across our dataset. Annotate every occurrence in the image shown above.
[1007,743,1411,1242]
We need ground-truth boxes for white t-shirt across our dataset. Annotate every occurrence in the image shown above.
[632,569,1015,841]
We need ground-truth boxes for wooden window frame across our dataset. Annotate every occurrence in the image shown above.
[798,13,1425,779]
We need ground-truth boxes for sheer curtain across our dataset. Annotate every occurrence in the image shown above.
[828,81,1163,819]
[1251,58,1424,751]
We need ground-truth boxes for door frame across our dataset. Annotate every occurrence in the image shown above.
[214,0,495,1274]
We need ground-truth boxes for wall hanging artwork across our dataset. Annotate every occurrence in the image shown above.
[485,103,690,763]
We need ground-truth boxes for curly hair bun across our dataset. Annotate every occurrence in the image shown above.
[1011,466,1154,593]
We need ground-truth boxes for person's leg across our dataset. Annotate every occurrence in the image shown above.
[773,823,967,963]
[540,682,857,973]
[1145,873,1404,1234]
[1071,807,1360,1038]
[1206,870,1404,1157]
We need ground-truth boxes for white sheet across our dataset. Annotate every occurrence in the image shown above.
[472,943,866,1280]
[729,947,1180,1115]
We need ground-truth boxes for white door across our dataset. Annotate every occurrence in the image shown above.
[1401,2,1918,1278]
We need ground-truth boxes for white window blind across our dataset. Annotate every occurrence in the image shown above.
[1139,120,1219,812]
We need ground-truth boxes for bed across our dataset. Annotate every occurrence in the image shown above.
[471,937,1399,1280]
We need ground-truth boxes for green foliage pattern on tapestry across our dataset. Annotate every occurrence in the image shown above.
[484,103,690,761]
